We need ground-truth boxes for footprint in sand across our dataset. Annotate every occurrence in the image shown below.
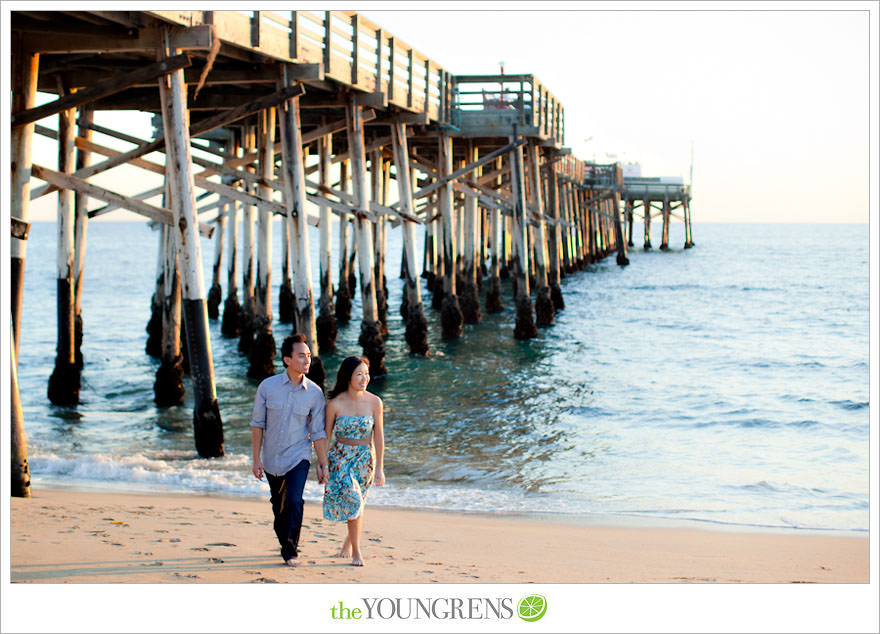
[190,547,209,551]
[244,570,262,575]
[141,561,163,566]
[205,542,236,547]
[209,557,225,564]
[251,577,278,583]
[174,573,200,579]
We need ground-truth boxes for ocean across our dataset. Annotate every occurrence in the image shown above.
[14,220,870,534]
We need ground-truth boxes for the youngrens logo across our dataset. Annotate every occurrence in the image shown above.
[330,595,547,622]
[517,594,548,622]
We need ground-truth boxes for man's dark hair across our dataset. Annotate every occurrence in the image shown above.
[281,334,308,366]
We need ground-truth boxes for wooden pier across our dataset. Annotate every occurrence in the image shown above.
[9,10,694,471]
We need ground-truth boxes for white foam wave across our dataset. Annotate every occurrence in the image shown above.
[29,451,549,513]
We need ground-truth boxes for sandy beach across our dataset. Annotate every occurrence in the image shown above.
[8,487,868,584]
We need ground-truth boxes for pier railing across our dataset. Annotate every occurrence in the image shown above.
[449,74,565,146]
[147,10,451,121]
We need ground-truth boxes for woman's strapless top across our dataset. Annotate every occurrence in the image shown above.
[334,415,374,440]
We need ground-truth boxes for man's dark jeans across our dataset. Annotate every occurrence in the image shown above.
[266,459,310,561]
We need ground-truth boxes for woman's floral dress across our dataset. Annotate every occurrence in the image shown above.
[323,415,374,521]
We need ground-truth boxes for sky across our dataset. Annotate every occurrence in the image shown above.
[9,3,877,225]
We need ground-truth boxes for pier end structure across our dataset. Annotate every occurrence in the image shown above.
[620,169,693,250]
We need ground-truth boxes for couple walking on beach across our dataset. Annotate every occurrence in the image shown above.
[250,334,385,567]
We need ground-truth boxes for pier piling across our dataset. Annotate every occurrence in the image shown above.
[158,34,223,457]
[154,223,185,406]
[221,193,242,337]
[10,35,38,362]
[660,196,670,251]
[485,156,504,314]
[371,149,389,336]
[11,322,31,498]
[238,126,257,355]
[73,107,92,370]
[438,133,464,340]
[347,93,387,377]
[316,133,338,352]
[527,140,554,328]
[684,197,695,248]
[206,201,225,319]
[47,95,80,406]
[335,161,353,324]
[278,209,295,323]
[249,106,277,381]
[459,142,482,325]
[279,68,325,388]
[509,134,537,340]
[391,121,429,355]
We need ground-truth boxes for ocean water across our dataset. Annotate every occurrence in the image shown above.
[14,220,870,533]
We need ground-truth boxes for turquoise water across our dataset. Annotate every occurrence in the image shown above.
[15,221,870,532]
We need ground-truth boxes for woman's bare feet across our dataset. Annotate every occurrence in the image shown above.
[337,535,352,559]
[351,552,365,567]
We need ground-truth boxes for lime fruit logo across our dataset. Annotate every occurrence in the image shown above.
[517,594,547,622]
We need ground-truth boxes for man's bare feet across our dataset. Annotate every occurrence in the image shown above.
[285,558,298,568]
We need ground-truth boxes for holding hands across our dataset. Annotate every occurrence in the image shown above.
[316,463,330,485]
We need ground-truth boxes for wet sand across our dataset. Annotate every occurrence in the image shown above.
[8,487,868,584]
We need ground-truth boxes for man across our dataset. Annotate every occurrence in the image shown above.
[251,334,328,567]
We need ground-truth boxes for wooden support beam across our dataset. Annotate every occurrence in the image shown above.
[11,37,39,362]
[526,140,553,327]
[408,138,527,203]
[70,134,288,218]
[47,96,79,405]
[158,35,224,458]
[359,91,388,108]
[316,130,337,351]
[32,82,306,201]
[20,24,215,54]
[390,121,428,355]
[32,164,213,237]
[509,132,537,339]
[286,62,324,81]
[12,54,192,128]
[346,92,387,376]
[278,66,320,372]
[188,82,305,140]
[89,185,165,219]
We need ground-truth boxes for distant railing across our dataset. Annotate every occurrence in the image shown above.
[147,10,451,122]
[450,74,564,144]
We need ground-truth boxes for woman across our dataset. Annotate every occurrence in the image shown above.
[322,356,385,566]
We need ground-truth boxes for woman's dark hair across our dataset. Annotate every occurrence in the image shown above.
[327,356,369,400]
